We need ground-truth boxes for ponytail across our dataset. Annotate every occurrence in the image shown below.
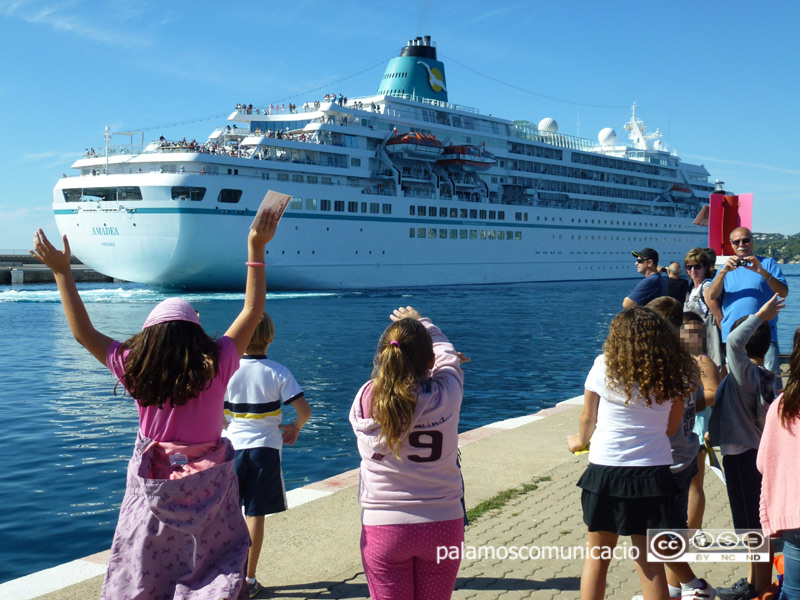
[370,319,434,458]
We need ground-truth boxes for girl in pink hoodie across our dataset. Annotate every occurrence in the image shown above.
[350,306,468,600]
[758,326,800,600]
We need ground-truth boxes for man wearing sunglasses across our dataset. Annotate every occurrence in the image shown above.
[706,227,788,383]
[623,247,666,308]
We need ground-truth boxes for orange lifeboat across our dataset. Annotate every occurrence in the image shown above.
[385,132,444,160]
[436,144,496,171]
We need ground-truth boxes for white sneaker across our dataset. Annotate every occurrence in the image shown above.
[631,594,680,600]
[682,580,716,599]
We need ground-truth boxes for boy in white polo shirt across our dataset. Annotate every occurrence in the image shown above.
[223,313,311,598]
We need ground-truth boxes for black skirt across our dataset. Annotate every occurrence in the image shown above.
[577,463,678,536]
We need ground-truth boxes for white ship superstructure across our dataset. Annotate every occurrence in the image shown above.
[53,35,713,290]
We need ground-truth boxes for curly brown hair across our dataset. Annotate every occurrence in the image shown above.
[604,307,698,405]
[115,321,220,408]
[370,318,434,458]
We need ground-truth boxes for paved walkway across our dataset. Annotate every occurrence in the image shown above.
[7,399,763,600]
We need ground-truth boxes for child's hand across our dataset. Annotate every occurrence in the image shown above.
[280,423,301,445]
[249,208,281,250]
[756,293,785,322]
[390,306,422,321]
[30,229,72,275]
[567,434,589,454]
[456,351,471,365]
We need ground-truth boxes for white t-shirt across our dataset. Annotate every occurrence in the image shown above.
[586,355,674,467]
[222,356,304,450]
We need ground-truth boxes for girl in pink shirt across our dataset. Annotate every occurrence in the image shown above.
[758,327,800,600]
[30,208,280,600]
[350,306,468,600]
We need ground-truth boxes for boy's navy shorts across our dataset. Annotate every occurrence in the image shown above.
[233,447,287,517]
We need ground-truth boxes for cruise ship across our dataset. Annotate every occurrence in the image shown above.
[52,36,714,290]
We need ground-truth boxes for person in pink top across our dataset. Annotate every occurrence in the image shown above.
[350,306,469,600]
[758,326,800,600]
[29,208,280,600]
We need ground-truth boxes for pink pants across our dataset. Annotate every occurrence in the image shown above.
[360,518,464,600]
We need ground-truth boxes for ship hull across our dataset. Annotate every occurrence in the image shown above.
[53,174,706,291]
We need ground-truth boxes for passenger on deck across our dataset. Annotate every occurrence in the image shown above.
[662,262,691,303]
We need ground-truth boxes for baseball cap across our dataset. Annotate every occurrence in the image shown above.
[632,248,658,263]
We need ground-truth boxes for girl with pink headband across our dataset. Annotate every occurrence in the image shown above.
[30,209,280,600]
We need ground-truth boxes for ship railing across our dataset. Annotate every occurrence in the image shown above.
[512,127,595,151]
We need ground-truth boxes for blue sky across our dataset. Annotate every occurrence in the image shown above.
[1,0,798,250]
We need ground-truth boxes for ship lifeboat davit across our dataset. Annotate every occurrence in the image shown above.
[436,144,497,171]
[385,132,444,160]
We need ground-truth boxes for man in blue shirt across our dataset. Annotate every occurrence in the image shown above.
[623,248,666,308]
[707,227,789,383]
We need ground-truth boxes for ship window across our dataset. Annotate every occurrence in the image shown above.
[320,199,331,211]
[292,174,303,183]
[429,206,437,216]
[497,231,504,240]
[470,230,477,239]
[489,211,496,219]
[449,229,457,239]
[428,228,436,238]
[348,201,358,213]
[479,230,487,239]
[460,209,468,218]
[290,198,302,210]
[524,214,528,221]
[460,229,467,239]
[498,211,505,220]
[170,186,205,201]
[409,228,415,238]
[410,205,416,216]
[217,189,242,203]
[469,209,477,219]
[351,158,361,166]
[334,200,345,212]
[321,177,332,185]
[450,208,457,218]
[439,208,447,217]
[382,203,391,214]
[370,202,380,214]
[63,189,84,202]
[515,231,522,240]
[307,175,317,184]
[277,173,289,181]
[439,229,447,239]
[515,212,522,221]
[479,210,487,219]
[361,202,367,212]
[306,198,317,210]
[488,231,496,240]
[417,228,426,238]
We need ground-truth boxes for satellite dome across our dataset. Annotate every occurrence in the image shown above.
[598,127,617,146]
[538,118,558,133]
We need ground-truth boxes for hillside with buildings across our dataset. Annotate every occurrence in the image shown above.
[754,232,800,263]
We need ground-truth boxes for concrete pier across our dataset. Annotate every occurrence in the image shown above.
[0,253,117,285]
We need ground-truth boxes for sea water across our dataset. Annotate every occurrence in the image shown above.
[1,268,798,583]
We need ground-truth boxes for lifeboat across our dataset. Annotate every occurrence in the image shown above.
[436,144,497,171]
[669,184,692,199]
[385,132,444,159]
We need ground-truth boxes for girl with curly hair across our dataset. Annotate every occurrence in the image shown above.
[30,208,280,600]
[568,307,698,600]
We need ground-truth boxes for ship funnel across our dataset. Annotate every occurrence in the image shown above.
[376,35,448,102]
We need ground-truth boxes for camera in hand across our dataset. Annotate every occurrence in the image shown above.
[736,258,751,267]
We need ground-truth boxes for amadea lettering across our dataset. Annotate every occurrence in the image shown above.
[92,226,120,236]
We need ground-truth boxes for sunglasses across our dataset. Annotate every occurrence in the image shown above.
[731,238,752,246]
[685,264,704,271]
